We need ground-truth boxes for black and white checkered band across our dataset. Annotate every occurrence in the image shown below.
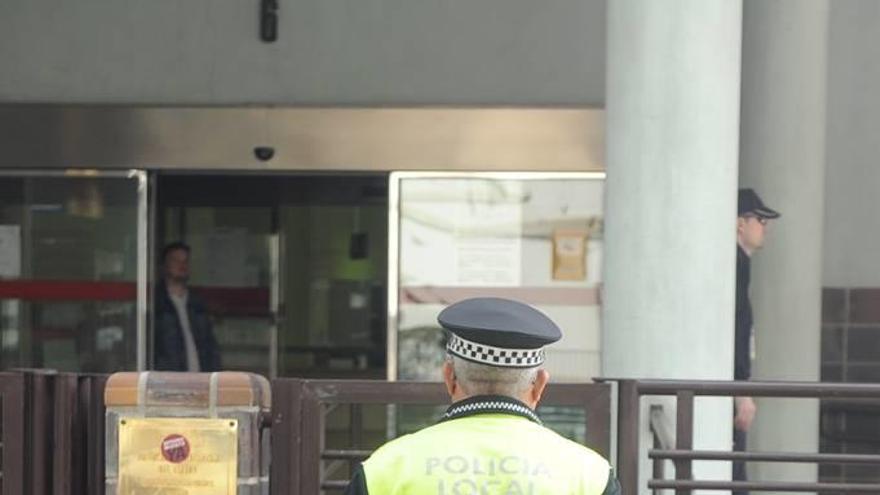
[442,395,542,425]
[446,333,545,368]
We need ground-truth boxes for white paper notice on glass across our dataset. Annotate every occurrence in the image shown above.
[0,225,21,278]
[455,236,521,286]
[452,201,522,287]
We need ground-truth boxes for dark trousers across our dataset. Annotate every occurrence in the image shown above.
[733,428,748,495]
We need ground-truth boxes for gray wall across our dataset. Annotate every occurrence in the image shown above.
[0,0,606,105]
[824,0,880,287]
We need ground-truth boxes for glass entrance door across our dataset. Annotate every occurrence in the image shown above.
[157,173,388,379]
[387,171,605,439]
[389,171,606,383]
[0,170,147,372]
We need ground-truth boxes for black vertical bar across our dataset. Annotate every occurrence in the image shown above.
[300,383,323,494]
[585,383,612,459]
[85,375,107,495]
[269,379,289,495]
[350,403,363,477]
[260,0,279,42]
[675,390,695,495]
[28,371,55,495]
[271,379,303,495]
[0,373,25,495]
[617,380,641,495]
[53,374,77,495]
[75,377,90,495]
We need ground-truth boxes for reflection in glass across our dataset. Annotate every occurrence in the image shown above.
[392,173,604,437]
[278,204,387,378]
[396,176,605,382]
[398,325,446,381]
[0,176,139,372]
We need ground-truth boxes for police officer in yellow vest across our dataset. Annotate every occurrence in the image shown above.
[344,297,620,495]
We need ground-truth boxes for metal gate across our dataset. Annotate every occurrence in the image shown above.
[0,371,612,495]
[0,371,106,495]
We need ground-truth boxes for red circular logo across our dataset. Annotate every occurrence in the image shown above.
[161,434,190,463]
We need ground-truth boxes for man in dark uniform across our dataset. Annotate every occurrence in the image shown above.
[345,297,620,495]
[733,188,780,492]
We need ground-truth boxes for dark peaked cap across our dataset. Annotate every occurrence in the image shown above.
[438,297,562,368]
[738,188,781,219]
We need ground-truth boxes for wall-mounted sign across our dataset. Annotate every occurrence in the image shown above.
[118,418,238,494]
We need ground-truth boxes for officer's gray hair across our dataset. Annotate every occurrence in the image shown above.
[448,354,539,399]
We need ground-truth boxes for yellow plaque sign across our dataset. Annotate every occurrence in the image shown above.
[118,418,238,494]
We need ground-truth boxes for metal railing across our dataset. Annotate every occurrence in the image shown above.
[18,371,878,493]
[0,372,611,495]
[612,378,880,494]
[270,379,612,494]
[0,370,106,495]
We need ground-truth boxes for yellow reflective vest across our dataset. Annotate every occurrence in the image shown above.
[362,412,612,495]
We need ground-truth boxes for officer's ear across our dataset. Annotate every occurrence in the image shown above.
[525,368,550,409]
[442,360,458,398]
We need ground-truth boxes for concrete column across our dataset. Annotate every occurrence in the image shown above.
[604,1,742,493]
[740,0,828,490]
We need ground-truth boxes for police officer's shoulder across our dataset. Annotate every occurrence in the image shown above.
[365,430,419,456]
[533,429,612,493]
[538,425,611,468]
[559,442,613,494]
[362,421,451,465]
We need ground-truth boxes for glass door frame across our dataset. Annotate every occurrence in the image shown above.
[0,169,149,370]
[386,170,606,381]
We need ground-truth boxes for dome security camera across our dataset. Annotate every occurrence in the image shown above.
[254,146,275,161]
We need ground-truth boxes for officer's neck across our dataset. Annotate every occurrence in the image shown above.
[445,370,549,410]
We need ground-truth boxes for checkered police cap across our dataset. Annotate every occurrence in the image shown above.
[438,297,562,368]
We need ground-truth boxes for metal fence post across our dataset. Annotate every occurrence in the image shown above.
[83,374,107,495]
[25,369,56,495]
[617,379,641,494]
[0,373,25,495]
[271,379,304,495]
[585,383,613,460]
[52,374,78,495]
[674,390,694,495]
[299,382,324,494]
